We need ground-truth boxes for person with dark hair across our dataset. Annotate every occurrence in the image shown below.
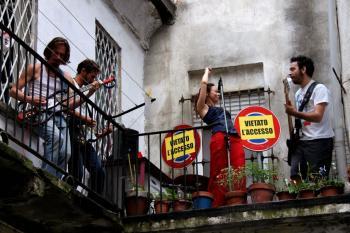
[194,67,245,207]
[10,37,72,178]
[285,55,334,180]
[68,59,107,195]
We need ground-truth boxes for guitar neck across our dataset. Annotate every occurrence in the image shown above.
[283,79,294,137]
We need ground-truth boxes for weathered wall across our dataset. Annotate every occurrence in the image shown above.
[144,0,333,175]
[338,0,350,152]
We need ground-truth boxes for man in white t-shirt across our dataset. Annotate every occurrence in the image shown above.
[285,55,334,180]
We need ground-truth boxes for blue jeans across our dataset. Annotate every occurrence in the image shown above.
[34,114,71,178]
[70,140,105,194]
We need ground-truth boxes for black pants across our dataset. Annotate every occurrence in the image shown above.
[290,138,333,179]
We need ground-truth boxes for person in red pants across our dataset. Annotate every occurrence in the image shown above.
[194,67,246,207]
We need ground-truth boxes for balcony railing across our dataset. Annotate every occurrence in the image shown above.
[0,22,125,212]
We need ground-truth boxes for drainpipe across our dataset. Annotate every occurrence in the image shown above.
[328,0,348,187]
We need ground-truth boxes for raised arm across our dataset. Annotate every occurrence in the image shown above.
[196,67,211,118]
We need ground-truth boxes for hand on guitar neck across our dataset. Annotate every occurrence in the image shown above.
[283,77,295,137]
[283,76,298,165]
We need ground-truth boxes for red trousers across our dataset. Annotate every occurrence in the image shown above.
[207,132,246,207]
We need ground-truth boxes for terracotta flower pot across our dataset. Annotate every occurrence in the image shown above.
[173,199,192,211]
[276,191,297,201]
[224,190,247,205]
[125,190,150,216]
[248,183,275,203]
[154,200,170,214]
[298,189,315,199]
[319,185,339,197]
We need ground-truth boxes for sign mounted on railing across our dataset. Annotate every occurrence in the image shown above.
[234,106,280,151]
[161,124,201,169]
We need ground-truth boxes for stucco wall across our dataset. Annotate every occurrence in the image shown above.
[338,0,350,148]
[144,0,334,175]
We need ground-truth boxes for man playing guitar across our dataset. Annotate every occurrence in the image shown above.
[68,59,113,195]
[284,55,334,181]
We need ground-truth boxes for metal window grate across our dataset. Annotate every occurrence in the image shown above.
[95,21,121,157]
[0,0,35,103]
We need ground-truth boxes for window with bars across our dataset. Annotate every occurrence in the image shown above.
[0,0,36,103]
[95,20,122,157]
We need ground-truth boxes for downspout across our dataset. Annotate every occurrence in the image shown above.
[327,0,348,185]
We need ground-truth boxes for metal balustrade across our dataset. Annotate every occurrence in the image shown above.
[0,22,124,212]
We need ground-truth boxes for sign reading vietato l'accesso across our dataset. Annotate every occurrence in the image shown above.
[161,124,201,169]
[234,106,280,151]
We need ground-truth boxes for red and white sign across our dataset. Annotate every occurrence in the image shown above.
[161,124,201,169]
[234,106,280,151]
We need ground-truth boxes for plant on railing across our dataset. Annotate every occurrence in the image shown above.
[316,166,344,197]
[276,178,299,201]
[153,188,173,214]
[245,162,277,203]
[294,163,318,199]
[245,162,277,184]
[216,166,246,191]
[216,166,247,205]
[125,153,150,216]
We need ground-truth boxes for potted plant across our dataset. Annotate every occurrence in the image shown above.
[317,166,345,197]
[216,166,247,206]
[295,179,317,199]
[172,190,192,212]
[276,178,298,201]
[125,185,150,216]
[125,154,151,216]
[153,189,171,214]
[294,164,318,199]
[245,162,277,203]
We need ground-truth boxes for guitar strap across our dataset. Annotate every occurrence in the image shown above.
[294,81,319,139]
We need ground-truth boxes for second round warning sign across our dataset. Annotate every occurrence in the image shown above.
[234,106,280,151]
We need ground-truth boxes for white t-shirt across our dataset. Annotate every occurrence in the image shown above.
[295,80,334,140]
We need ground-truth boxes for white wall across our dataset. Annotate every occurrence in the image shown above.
[37,0,146,136]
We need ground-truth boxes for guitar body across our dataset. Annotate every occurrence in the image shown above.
[16,76,115,126]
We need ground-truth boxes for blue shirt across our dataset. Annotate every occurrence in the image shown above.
[202,106,237,135]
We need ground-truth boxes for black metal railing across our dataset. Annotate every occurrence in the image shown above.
[122,124,216,216]
[0,22,125,212]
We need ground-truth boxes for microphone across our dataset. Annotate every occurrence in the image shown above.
[218,77,222,92]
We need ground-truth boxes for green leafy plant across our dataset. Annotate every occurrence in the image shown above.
[294,163,318,192]
[153,188,173,201]
[216,166,246,191]
[245,162,277,184]
[317,166,344,190]
[295,179,317,191]
[277,178,299,194]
